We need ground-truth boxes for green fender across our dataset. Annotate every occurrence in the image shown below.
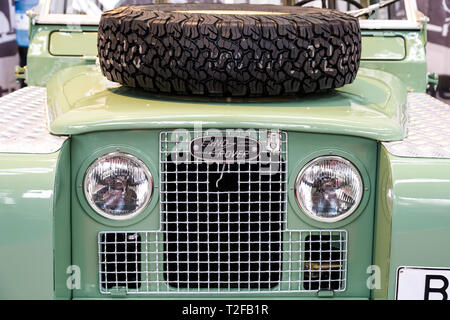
[0,142,71,299]
[374,146,450,299]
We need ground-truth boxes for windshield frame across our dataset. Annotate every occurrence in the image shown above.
[33,0,422,29]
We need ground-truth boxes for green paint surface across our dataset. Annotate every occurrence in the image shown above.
[49,31,98,57]
[46,64,407,142]
[27,26,98,87]
[373,146,450,299]
[361,36,405,60]
[0,151,58,299]
[360,30,427,92]
[0,143,72,299]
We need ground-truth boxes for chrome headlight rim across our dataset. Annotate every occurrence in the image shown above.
[83,152,154,221]
[295,155,364,223]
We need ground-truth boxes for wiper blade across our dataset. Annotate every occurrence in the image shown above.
[346,0,401,18]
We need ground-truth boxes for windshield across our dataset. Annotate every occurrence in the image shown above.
[48,0,408,20]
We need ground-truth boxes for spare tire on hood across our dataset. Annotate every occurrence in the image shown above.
[98,4,361,97]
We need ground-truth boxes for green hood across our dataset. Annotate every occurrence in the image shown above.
[46,65,407,141]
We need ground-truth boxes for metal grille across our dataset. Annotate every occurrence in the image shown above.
[97,129,348,294]
[98,230,347,294]
[161,129,287,290]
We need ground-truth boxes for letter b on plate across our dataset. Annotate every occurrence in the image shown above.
[397,267,450,300]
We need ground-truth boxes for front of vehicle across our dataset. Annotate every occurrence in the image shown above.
[1,0,449,301]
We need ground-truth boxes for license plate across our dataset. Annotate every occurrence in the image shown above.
[396,267,450,300]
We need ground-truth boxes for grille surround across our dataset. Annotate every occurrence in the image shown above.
[97,129,348,294]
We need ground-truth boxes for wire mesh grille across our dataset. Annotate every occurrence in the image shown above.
[98,230,347,294]
[97,130,347,294]
[162,129,287,291]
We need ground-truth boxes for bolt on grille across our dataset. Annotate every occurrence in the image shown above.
[98,230,347,294]
[99,233,141,290]
[97,130,348,294]
[162,129,286,290]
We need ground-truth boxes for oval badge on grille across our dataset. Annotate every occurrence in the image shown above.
[190,136,261,162]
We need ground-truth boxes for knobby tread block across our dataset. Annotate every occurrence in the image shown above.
[98,4,361,97]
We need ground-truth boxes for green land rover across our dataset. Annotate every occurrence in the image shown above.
[1,0,449,300]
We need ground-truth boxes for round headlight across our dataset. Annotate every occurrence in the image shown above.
[295,156,363,223]
[84,152,153,220]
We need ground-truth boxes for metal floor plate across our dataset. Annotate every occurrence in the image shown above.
[0,87,67,154]
[383,93,450,159]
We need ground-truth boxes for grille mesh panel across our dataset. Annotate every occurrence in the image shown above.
[98,230,347,294]
[161,130,286,290]
[97,130,348,294]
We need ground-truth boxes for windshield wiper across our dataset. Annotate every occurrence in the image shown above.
[346,0,401,18]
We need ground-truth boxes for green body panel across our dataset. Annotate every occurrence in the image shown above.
[70,130,377,299]
[0,142,71,299]
[49,31,98,57]
[361,35,405,60]
[360,30,427,93]
[46,64,407,142]
[373,146,450,300]
[27,26,98,87]
[53,142,72,299]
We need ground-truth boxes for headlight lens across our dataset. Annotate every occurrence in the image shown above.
[295,156,363,222]
[84,152,153,220]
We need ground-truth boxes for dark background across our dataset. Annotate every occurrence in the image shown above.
[417,0,450,102]
[0,0,19,96]
[0,0,16,57]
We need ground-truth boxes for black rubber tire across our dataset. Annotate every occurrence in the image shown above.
[98,4,361,97]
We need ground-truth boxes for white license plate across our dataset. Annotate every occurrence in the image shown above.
[396,267,450,300]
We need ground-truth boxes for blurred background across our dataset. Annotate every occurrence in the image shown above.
[0,0,449,103]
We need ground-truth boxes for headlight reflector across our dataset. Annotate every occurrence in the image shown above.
[295,156,363,222]
[84,152,153,220]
